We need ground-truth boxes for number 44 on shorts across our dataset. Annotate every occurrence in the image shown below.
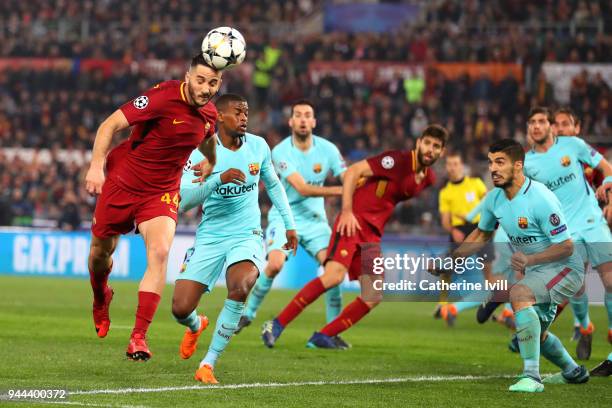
[161,192,179,208]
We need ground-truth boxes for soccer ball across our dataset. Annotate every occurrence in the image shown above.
[201,27,247,70]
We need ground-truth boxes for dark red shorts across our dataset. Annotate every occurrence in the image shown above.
[92,177,179,239]
[325,215,381,281]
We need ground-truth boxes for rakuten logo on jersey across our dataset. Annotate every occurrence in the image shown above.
[545,173,576,191]
[215,182,257,197]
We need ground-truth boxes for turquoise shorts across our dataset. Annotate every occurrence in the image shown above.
[572,223,612,268]
[492,241,516,283]
[519,258,584,306]
[177,233,265,293]
[265,217,331,259]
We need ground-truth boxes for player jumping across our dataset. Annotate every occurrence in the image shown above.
[85,53,221,360]
[262,125,446,349]
[236,100,347,345]
[451,139,588,392]
[171,94,297,384]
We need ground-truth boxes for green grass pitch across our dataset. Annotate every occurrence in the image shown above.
[0,276,610,407]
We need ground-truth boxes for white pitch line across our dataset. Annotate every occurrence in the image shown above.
[72,374,514,396]
[17,400,148,408]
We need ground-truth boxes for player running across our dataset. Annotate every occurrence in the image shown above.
[171,94,297,384]
[85,53,220,360]
[524,107,612,360]
[262,125,447,349]
[451,139,588,392]
[236,100,346,342]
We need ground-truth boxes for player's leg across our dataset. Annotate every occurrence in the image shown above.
[262,260,348,348]
[313,249,342,323]
[595,261,612,344]
[508,283,544,392]
[241,249,286,326]
[590,351,612,377]
[197,260,259,384]
[540,329,588,384]
[240,222,287,330]
[88,233,119,338]
[125,215,175,360]
[571,279,594,360]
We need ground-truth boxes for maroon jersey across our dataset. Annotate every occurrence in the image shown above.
[106,80,217,195]
[353,150,436,236]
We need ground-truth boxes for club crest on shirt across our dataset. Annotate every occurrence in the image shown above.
[133,95,149,109]
[277,161,288,172]
[249,163,260,176]
[205,122,211,132]
[465,192,476,202]
[560,156,571,167]
[313,163,322,173]
[518,217,528,229]
[340,249,349,257]
[381,156,395,169]
[549,213,560,226]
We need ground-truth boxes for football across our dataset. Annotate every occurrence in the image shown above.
[201,26,247,70]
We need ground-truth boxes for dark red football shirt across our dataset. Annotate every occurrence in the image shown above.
[106,80,217,195]
[353,150,436,236]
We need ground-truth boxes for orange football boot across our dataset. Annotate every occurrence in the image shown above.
[126,333,152,361]
[179,315,209,359]
[194,364,218,384]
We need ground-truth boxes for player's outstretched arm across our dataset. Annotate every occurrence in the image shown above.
[261,147,297,239]
[520,239,574,268]
[337,160,373,237]
[179,168,246,212]
[595,159,612,201]
[85,109,130,195]
[197,133,218,177]
[452,227,493,258]
[285,172,342,197]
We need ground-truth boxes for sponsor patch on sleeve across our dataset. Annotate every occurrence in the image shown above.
[550,224,567,236]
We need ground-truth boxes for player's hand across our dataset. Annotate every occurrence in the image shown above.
[510,251,528,275]
[85,166,105,195]
[220,169,246,185]
[337,210,361,237]
[603,202,612,227]
[595,182,612,202]
[451,228,465,243]
[282,229,298,256]
[191,160,213,183]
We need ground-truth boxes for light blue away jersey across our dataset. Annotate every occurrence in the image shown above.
[180,133,294,240]
[524,137,605,233]
[268,135,346,224]
[478,178,573,255]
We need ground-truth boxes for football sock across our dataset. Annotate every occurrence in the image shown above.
[569,292,590,330]
[541,332,579,375]
[606,292,612,331]
[277,277,326,327]
[515,306,541,380]
[174,309,201,333]
[320,297,370,337]
[607,351,612,362]
[325,284,343,323]
[201,299,244,368]
[89,261,112,304]
[131,291,161,338]
[244,274,274,320]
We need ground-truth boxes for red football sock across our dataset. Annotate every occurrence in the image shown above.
[131,291,161,338]
[277,277,326,327]
[320,297,371,337]
[89,261,112,304]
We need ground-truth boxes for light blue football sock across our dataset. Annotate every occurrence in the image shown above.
[201,299,244,368]
[174,309,201,333]
[325,284,343,323]
[244,274,274,320]
[515,306,541,380]
[569,292,590,330]
[606,292,612,331]
[541,332,579,375]
[607,351,612,362]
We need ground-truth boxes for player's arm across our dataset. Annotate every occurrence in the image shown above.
[262,145,298,254]
[194,133,218,182]
[337,159,374,237]
[285,172,342,197]
[85,109,130,195]
[451,227,494,258]
[594,158,612,201]
[179,169,245,212]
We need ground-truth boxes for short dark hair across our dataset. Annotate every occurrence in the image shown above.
[446,151,463,161]
[215,93,247,112]
[290,99,316,116]
[527,106,552,123]
[420,124,449,146]
[190,53,218,72]
[489,139,525,163]
[554,107,580,126]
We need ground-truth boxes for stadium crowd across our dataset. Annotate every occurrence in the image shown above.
[0,0,610,230]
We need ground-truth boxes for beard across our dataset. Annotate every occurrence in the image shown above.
[491,173,513,189]
[187,83,211,108]
[417,149,435,167]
